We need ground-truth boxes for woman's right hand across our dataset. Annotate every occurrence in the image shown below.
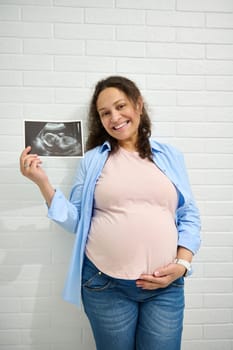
[20,146,48,185]
[20,146,55,206]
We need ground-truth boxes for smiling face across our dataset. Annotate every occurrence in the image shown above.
[96,87,143,150]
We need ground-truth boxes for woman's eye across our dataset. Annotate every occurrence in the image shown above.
[101,111,110,117]
[118,104,125,110]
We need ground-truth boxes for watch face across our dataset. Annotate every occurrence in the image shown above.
[185,267,193,277]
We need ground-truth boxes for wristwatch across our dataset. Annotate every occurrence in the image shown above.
[174,258,192,277]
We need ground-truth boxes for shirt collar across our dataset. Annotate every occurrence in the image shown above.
[98,139,165,154]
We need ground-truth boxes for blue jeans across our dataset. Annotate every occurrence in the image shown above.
[81,256,184,350]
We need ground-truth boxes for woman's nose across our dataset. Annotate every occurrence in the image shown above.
[110,110,120,122]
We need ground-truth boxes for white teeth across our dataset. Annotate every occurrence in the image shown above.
[113,121,128,130]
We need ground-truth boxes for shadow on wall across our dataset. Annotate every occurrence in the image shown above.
[0,209,95,349]
[0,158,95,349]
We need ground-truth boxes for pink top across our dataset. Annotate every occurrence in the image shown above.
[85,147,178,279]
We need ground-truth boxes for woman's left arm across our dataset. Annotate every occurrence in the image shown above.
[136,147,201,290]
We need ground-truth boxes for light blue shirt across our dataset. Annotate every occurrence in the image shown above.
[48,139,201,307]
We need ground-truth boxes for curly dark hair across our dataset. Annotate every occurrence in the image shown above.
[86,76,153,160]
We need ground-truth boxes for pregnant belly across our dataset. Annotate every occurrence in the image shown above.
[85,207,178,279]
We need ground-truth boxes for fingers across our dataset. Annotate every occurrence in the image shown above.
[136,275,170,290]
[20,147,42,176]
[136,263,186,290]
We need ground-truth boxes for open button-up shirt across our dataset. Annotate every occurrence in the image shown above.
[48,139,201,307]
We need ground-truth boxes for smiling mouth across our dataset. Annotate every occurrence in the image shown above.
[113,121,129,130]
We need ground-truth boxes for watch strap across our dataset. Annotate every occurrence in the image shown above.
[174,258,192,277]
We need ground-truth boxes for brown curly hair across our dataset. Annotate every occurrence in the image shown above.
[86,76,153,160]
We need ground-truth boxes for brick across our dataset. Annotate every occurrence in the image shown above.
[55,23,114,40]
[116,0,175,10]
[0,38,22,53]
[86,40,145,57]
[175,138,233,154]
[2,250,51,265]
[22,6,83,22]
[55,56,115,72]
[204,324,233,339]
[204,107,233,121]
[177,28,233,44]
[182,324,203,340]
[196,247,232,262]
[85,72,146,89]
[194,186,232,203]
[23,103,85,119]
[54,0,113,7]
[190,169,233,185]
[85,8,145,25]
[117,26,175,42]
[55,88,90,104]
[186,309,232,324]
[0,235,21,249]
[204,263,233,277]
[203,294,233,308]
[23,38,84,55]
[202,216,233,232]
[177,0,233,12]
[0,87,54,103]
[0,6,20,20]
[203,232,233,247]
[173,122,233,138]
[185,294,203,308]
[146,91,176,106]
[207,13,233,29]
[146,43,204,59]
[0,313,50,329]
[177,92,233,106]
[146,75,205,90]
[206,76,233,90]
[0,71,22,86]
[20,298,51,313]
[185,278,233,293]
[23,71,85,87]
[152,106,206,121]
[201,200,233,216]
[0,0,52,4]
[0,299,20,313]
[177,59,233,75]
[182,340,233,350]
[0,331,20,345]
[0,282,50,297]
[146,10,204,27]
[207,45,233,60]
[0,22,52,38]
[117,58,176,74]
[21,328,81,345]
[0,54,53,70]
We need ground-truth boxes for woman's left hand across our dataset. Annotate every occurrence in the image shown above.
[136,263,186,290]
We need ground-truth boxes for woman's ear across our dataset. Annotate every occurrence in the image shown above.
[136,96,144,115]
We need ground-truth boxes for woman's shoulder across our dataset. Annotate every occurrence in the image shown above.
[150,138,183,157]
[81,143,109,166]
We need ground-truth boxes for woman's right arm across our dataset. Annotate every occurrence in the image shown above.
[20,146,85,234]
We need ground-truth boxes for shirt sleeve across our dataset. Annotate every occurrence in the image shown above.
[175,151,201,255]
[176,198,201,254]
[47,157,86,234]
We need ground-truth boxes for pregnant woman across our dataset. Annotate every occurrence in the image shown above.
[20,76,201,350]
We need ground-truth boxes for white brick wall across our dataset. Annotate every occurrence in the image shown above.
[0,1,232,349]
